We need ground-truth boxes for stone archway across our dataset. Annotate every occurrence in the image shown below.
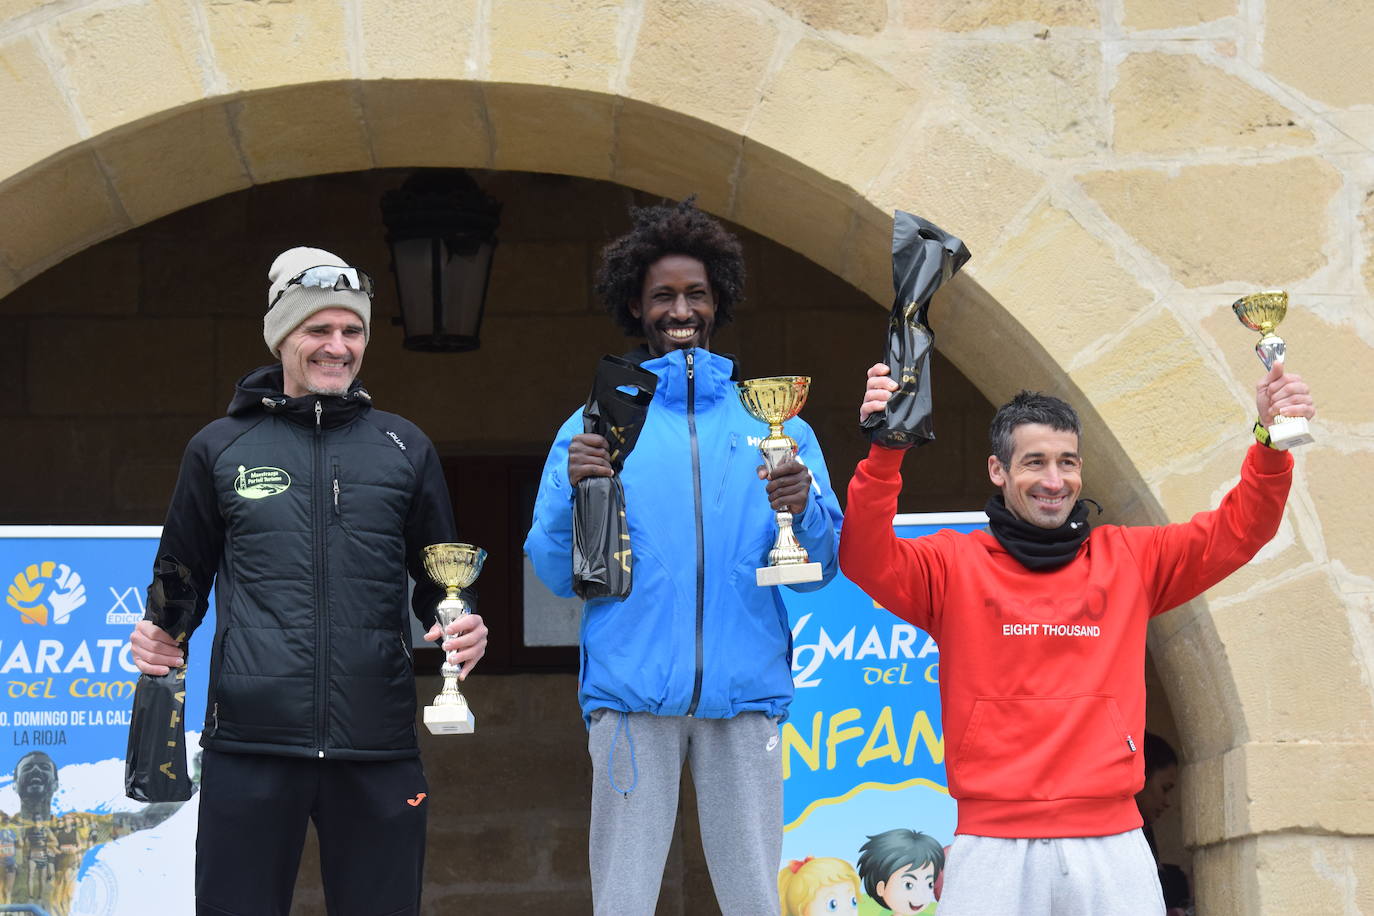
[2,1,1371,911]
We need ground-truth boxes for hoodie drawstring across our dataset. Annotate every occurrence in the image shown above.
[607,710,639,798]
[1040,837,1069,876]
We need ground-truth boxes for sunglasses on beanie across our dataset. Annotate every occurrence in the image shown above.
[269,266,374,311]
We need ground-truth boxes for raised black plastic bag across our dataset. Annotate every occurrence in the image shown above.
[124,555,197,803]
[572,355,658,600]
[861,211,971,449]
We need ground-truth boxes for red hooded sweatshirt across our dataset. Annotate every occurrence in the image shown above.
[839,442,1292,838]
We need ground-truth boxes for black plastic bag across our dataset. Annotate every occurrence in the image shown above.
[125,667,192,802]
[125,555,197,803]
[861,211,971,449]
[572,355,658,599]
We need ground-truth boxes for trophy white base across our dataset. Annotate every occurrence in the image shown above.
[424,703,476,735]
[1269,416,1314,450]
[756,562,823,587]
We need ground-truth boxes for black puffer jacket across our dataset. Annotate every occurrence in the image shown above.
[149,365,456,760]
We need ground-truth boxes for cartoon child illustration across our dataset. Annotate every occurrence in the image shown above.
[779,856,861,916]
[857,829,946,915]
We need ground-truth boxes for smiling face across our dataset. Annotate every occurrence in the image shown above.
[987,423,1083,529]
[279,307,366,398]
[15,752,57,800]
[629,254,717,356]
[876,862,937,914]
[802,881,858,916]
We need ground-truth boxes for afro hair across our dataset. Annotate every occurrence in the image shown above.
[594,197,746,336]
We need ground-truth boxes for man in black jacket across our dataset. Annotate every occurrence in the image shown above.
[128,246,487,916]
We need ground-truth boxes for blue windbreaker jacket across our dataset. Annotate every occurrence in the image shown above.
[525,348,843,724]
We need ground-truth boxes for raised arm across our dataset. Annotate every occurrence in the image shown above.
[1128,361,1314,614]
[840,364,945,633]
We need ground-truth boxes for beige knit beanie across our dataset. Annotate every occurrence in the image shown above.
[263,247,372,356]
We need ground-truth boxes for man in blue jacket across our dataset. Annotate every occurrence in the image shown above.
[525,201,844,915]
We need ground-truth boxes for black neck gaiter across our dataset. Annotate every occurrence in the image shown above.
[984,495,1100,571]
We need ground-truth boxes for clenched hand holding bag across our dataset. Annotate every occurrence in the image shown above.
[124,555,197,803]
[572,355,658,600]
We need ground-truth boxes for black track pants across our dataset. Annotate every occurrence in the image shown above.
[194,750,429,916]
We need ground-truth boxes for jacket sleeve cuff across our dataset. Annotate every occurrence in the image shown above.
[1247,440,1294,476]
[865,441,908,472]
[795,485,833,540]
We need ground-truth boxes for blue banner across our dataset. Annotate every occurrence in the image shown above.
[0,527,206,916]
[779,513,985,916]
[1,516,984,915]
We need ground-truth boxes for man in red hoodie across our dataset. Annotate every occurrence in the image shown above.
[839,359,1314,915]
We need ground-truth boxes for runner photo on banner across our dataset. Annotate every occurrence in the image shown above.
[780,512,985,916]
[0,527,208,916]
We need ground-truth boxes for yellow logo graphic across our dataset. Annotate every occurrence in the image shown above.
[234,465,291,500]
[7,561,87,626]
[612,509,632,574]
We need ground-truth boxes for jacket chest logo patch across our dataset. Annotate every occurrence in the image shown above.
[234,465,291,499]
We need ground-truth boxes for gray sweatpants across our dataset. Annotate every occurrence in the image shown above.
[587,709,782,916]
[939,830,1166,916]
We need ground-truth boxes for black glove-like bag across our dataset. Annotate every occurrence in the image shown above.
[573,356,658,600]
[124,555,197,803]
[861,211,971,449]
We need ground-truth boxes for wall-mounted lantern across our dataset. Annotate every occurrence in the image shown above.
[381,170,501,352]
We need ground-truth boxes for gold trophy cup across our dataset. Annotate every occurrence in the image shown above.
[737,377,824,587]
[1232,290,1314,450]
[421,543,486,735]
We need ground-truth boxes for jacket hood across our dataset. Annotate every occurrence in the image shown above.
[227,364,372,428]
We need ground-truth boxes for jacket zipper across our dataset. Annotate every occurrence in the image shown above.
[686,350,706,717]
[314,400,328,758]
[332,462,340,519]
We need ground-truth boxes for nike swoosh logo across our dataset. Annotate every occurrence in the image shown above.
[406,793,427,807]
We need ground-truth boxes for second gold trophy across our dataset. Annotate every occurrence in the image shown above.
[737,376,823,587]
[421,542,485,735]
